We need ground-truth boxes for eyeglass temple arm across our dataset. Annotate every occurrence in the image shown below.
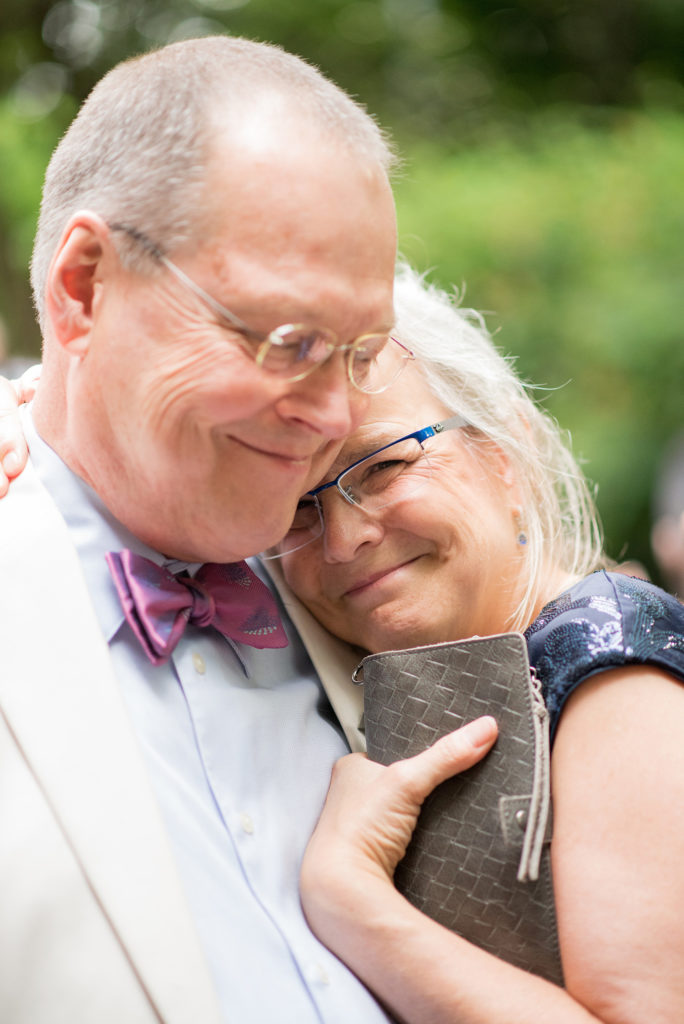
[109,222,260,338]
[390,337,415,360]
[418,413,470,442]
[158,256,262,336]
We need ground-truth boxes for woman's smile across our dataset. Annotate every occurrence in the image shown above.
[342,555,424,600]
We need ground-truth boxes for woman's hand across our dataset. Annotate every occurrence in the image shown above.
[0,365,39,497]
[301,716,498,926]
[300,670,684,1024]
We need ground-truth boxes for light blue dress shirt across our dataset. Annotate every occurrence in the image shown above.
[25,410,392,1024]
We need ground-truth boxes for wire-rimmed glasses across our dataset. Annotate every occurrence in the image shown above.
[264,414,470,558]
[109,223,413,394]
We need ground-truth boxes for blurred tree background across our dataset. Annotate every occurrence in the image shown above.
[0,0,682,580]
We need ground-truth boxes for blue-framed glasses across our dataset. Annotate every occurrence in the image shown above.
[109,223,413,393]
[265,414,469,558]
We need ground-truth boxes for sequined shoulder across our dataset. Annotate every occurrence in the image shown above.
[525,571,684,741]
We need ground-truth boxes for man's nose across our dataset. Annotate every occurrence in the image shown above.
[276,352,369,440]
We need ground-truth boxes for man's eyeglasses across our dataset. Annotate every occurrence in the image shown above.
[109,223,413,394]
[265,414,469,558]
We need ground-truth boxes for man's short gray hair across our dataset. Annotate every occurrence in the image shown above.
[392,263,606,631]
[31,35,396,328]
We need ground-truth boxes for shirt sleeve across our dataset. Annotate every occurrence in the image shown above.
[524,572,684,742]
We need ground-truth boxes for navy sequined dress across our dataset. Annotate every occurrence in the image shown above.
[524,571,684,743]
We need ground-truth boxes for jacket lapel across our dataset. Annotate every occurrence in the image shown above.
[0,463,222,1024]
[264,561,367,752]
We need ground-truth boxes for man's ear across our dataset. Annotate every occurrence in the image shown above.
[44,212,113,357]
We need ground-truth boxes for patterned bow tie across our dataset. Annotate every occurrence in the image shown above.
[106,549,288,666]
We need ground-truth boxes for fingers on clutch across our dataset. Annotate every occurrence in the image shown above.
[400,716,498,800]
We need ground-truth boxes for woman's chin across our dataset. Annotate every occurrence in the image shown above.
[356,616,450,655]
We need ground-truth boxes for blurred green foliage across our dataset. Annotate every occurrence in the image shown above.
[393,110,684,575]
[0,0,682,579]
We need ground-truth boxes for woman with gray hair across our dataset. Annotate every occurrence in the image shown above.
[274,264,684,1024]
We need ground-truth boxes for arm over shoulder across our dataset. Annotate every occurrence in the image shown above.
[0,366,39,495]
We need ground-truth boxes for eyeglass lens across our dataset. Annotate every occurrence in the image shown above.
[337,437,433,510]
[265,437,434,559]
[109,223,411,395]
[261,495,325,559]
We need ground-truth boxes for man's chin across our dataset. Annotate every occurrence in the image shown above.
[232,522,299,563]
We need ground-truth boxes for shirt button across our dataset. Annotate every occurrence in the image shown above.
[240,812,255,835]
[192,652,206,675]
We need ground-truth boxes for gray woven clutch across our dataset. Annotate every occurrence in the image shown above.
[356,633,563,985]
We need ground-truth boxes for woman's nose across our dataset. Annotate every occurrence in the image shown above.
[321,492,386,563]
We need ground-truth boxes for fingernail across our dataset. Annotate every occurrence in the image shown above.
[464,716,497,747]
[3,452,20,475]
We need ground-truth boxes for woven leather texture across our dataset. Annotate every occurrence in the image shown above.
[362,634,564,985]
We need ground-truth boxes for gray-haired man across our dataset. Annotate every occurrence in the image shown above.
[0,35,398,1023]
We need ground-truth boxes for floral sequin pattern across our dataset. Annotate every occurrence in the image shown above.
[615,574,684,659]
[525,572,684,739]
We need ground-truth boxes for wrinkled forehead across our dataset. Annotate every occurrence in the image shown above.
[199,128,397,334]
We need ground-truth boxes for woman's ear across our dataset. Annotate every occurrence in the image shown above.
[475,435,519,497]
[479,404,533,507]
[44,212,112,357]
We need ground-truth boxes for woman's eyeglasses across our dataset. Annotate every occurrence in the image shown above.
[264,414,469,558]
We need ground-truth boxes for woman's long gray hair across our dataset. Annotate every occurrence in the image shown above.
[392,262,606,630]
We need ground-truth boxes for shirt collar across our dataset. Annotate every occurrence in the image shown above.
[23,407,264,674]
[23,407,196,644]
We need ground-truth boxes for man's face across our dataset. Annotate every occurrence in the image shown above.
[63,129,397,562]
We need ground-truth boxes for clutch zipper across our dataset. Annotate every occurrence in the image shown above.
[517,665,552,883]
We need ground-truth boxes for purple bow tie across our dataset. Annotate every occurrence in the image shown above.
[106,549,288,666]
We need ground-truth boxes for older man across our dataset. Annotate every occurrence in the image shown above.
[0,36,398,1024]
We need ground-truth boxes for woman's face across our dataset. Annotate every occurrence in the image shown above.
[280,364,528,653]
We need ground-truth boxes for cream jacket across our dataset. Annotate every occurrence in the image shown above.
[0,463,363,1023]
